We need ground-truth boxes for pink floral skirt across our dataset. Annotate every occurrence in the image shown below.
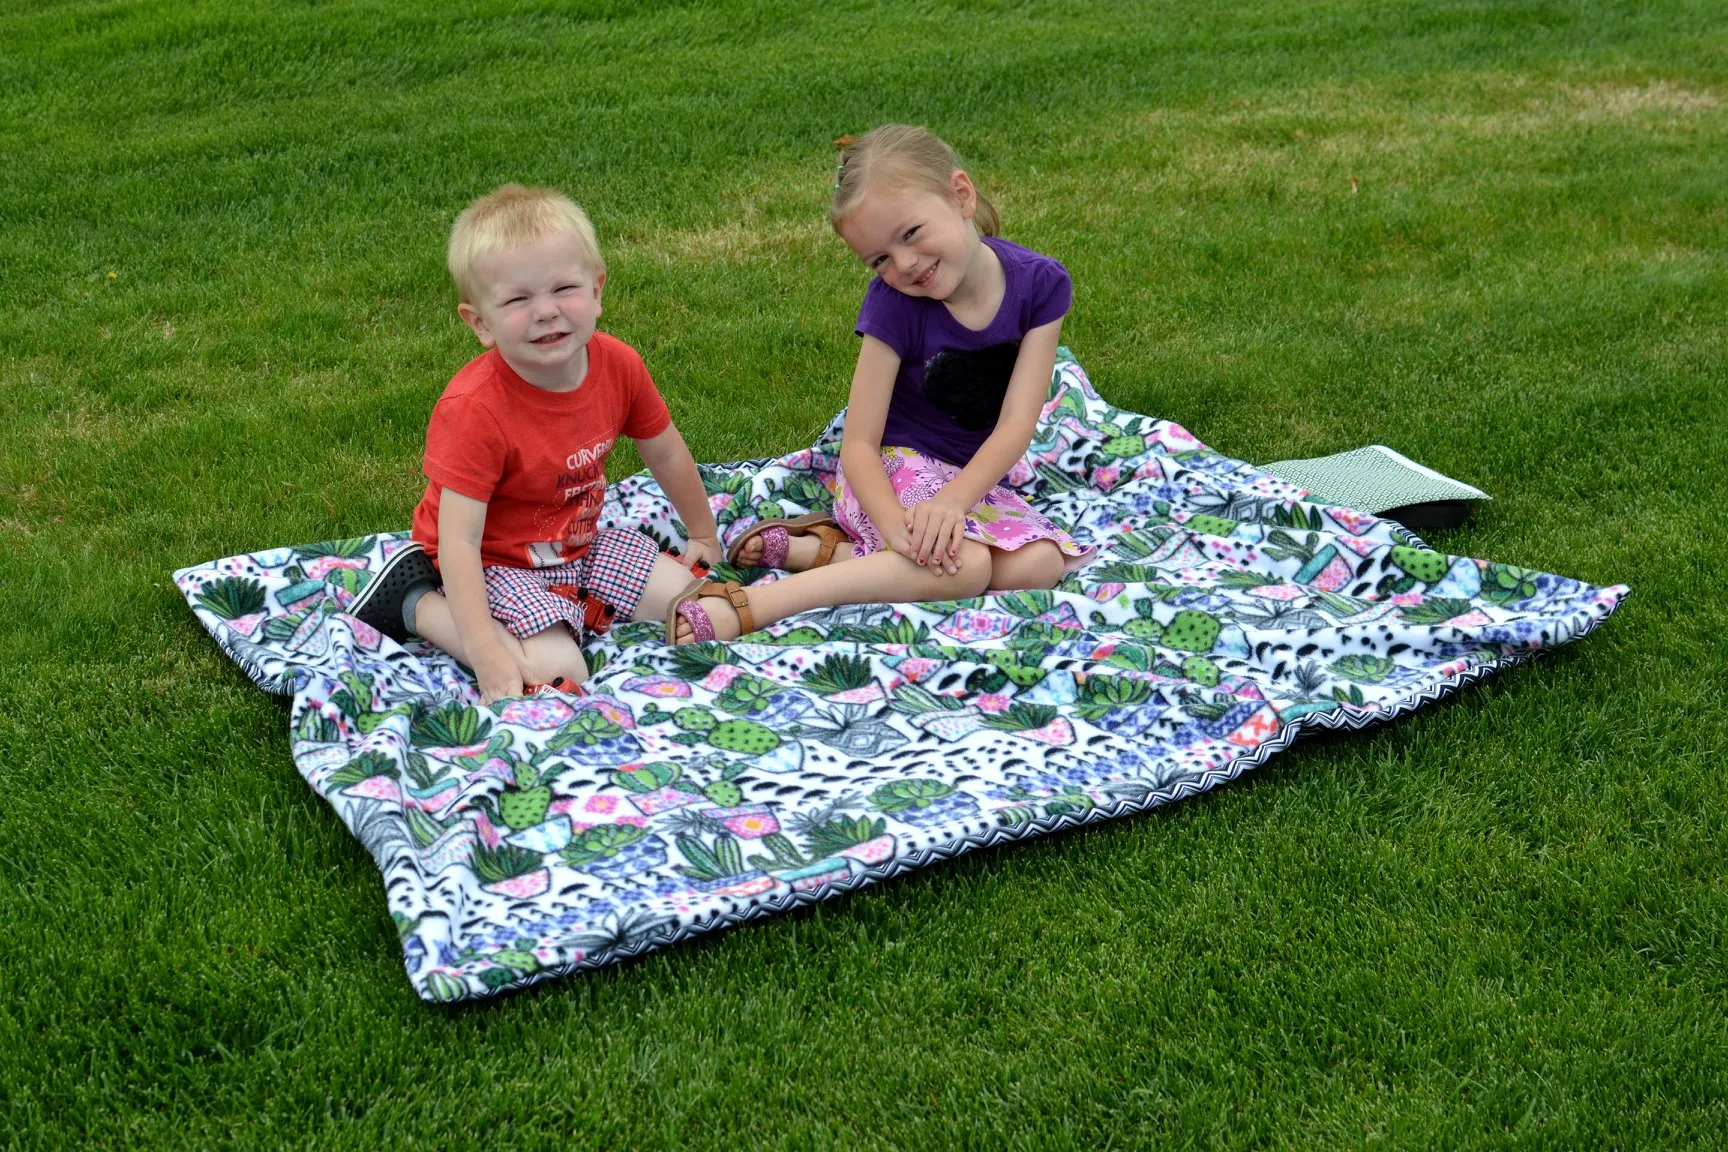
[834,446,1091,569]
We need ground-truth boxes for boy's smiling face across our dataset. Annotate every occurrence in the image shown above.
[459,231,605,391]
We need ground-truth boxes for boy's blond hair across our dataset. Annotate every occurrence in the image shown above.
[447,184,605,303]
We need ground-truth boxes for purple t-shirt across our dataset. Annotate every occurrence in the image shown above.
[854,236,1071,469]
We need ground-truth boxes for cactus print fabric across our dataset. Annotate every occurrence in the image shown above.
[173,350,1627,1002]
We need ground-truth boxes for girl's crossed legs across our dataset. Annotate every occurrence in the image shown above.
[668,538,1064,644]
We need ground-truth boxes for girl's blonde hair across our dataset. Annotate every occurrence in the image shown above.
[830,125,1000,238]
[447,184,605,304]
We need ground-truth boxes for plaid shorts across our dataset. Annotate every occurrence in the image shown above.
[482,527,660,641]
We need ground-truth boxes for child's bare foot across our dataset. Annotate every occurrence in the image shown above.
[667,580,756,645]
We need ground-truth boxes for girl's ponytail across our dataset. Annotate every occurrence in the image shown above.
[970,189,1000,238]
[832,125,1000,237]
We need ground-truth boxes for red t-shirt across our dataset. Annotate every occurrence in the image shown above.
[411,332,672,569]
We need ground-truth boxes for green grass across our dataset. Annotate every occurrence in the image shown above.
[3,0,1726,1146]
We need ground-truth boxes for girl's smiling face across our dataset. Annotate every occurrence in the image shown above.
[837,170,983,301]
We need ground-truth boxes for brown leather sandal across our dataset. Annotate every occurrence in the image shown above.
[726,511,847,570]
[666,578,756,645]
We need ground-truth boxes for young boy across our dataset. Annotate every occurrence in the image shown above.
[349,184,721,702]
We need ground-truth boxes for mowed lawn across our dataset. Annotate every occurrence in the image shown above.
[3,0,1726,1146]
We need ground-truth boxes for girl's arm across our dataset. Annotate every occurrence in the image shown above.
[906,318,1064,564]
[637,423,721,569]
[840,335,957,569]
[437,490,523,703]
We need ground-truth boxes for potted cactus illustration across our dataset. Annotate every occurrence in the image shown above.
[714,672,811,727]
[981,701,1074,747]
[1479,562,1538,605]
[559,824,669,882]
[1074,674,1158,734]
[494,760,552,832]
[410,699,493,750]
[869,779,980,830]
[795,701,908,757]
[793,810,894,867]
[1331,654,1395,684]
[715,673,777,715]
[994,588,1055,618]
[546,707,641,766]
[609,762,708,816]
[666,642,732,682]
[326,750,398,791]
[672,831,776,896]
[293,537,372,580]
[195,575,267,621]
[800,653,885,704]
[470,841,548,899]
[1181,692,1266,738]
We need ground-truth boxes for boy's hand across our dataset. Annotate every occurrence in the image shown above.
[681,534,721,572]
[903,496,968,572]
[471,642,524,706]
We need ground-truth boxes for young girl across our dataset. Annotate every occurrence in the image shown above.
[669,124,1087,643]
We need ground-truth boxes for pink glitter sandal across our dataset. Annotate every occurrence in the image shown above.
[726,511,846,571]
[666,579,756,645]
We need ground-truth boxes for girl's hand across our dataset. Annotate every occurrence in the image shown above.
[903,496,968,574]
[682,534,721,571]
[881,524,953,575]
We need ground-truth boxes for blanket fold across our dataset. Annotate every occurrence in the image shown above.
[174,351,1626,1002]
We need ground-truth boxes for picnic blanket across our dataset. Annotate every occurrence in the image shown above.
[174,350,1627,1002]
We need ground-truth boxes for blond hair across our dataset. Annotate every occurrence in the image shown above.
[446,184,605,303]
[830,125,1001,238]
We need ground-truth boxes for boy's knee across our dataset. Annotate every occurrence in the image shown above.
[519,632,588,688]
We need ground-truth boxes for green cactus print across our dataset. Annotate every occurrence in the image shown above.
[1481,562,1539,604]
[1391,545,1450,584]
[1124,617,1165,642]
[716,674,777,716]
[1184,515,1238,537]
[1163,610,1221,653]
[871,779,955,813]
[703,780,743,807]
[709,718,779,755]
[1180,655,1221,687]
[1331,654,1396,683]
[1100,433,1147,459]
[673,706,717,733]
[560,824,650,867]
[499,786,551,831]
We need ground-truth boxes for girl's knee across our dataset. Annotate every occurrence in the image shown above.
[954,540,994,596]
[987,541,1064,592]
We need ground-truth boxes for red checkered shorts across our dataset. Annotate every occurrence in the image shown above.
[481,527,660,641]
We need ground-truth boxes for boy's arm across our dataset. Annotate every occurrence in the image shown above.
[636,424,720,568]
[437,490,522,703]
